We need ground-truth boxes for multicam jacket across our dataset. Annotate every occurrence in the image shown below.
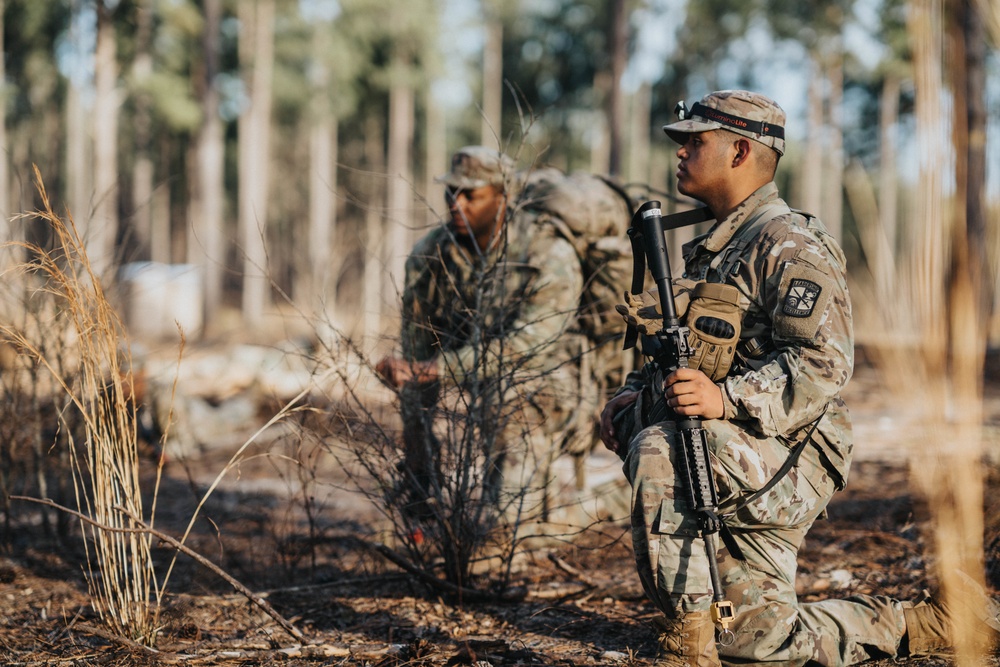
[623,181,854,488]
[401,208,584,388]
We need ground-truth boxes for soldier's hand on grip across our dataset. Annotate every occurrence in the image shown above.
[664,367,725,420]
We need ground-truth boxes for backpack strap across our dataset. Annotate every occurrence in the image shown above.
[710,201,790,281]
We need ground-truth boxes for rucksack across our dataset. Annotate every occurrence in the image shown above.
[515,167,636,462]
[516,168,635,349]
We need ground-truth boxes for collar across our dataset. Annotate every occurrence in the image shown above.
[701,182,781,253]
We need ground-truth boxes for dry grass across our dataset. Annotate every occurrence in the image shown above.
[976,0,1000,46]
[0,168,160,642]
[847,1,995,663]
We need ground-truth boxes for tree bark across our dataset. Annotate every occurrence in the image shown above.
[798,63,823,215]
[0,0,9,255]
[953,0,989,313]
[425,87,447,228]
[92,2,121,279]
[908,0,947,325]
[130,0,154,262]
[307,22,339,333]
[874,74,901,302]
[878,74,900,257]
[66,81,90,239]
[239,0,276,329]
[480,17,503,148]
[627,83,651,187]
[823,50,844,242]
[190,0,226,332]
[384,55,414,309]
[589,70,611,176]
[607,0,627,177]
[362,115,385,342]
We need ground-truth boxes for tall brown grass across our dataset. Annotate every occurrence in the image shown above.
[848,1,996,664]
[1,168,160,642]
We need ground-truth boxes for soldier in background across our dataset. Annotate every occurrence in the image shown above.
[376,146,585,532]
[601,90,999,665]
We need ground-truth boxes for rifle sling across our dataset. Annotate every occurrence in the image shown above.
[712,408,827,562]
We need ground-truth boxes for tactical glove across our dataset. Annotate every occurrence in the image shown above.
[685,281,742,382]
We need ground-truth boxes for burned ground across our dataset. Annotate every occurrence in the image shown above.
[1,356,999,667]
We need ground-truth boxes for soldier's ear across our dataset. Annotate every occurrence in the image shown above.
[732,138,752,168]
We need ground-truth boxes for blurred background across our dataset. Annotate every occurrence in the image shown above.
[0,0,997,352]
[0,5,998,652]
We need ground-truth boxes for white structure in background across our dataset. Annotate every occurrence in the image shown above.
[120,262,204,341]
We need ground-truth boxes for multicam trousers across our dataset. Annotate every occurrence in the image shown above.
[624,419,907,666]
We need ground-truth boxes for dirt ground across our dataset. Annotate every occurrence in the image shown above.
[2,353,1000,666]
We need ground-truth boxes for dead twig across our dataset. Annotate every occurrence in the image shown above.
[363,540,527,603]
[72,622,160,654]
[12,495,306,643]
[548,553,599,587]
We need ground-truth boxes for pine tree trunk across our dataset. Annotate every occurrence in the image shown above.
[92,2,120,279]
[908,0,947,326]
[131,0,154,261]
[627,83,651,187]
[362,115,385,342]
[425,88,446,228]
[878,74,900,257]
[590,70,611,175]
[480,17,503,147]
[385,58,414,308]
[307,21,338,331]
[65,82,89,245]
[239,0,275,328]
[798,63,823,215]
[190,0,225,330]
[871,74,901,302]
[823,52,844,242]
[309,115,337,317]
[607,0,627,178]
[959,0,989,311]
[0,0,10,254]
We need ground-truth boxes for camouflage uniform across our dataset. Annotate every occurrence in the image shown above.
[399,168,584,523]
[617,181,911,665]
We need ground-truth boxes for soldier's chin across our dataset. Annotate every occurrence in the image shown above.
[449,220,470,235]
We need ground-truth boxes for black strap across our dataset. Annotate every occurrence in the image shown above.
[690,103,785,140]
[715,409,827,562]
[660,205,714,230]
[731,408,827,514]
[623,206,714,349]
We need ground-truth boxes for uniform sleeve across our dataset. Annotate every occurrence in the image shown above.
[435,233,583,384]
[400,248,439,363]
[720,226,853,437]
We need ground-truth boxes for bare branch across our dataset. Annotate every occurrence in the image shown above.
[12,495,306,643]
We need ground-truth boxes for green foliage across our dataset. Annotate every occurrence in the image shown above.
[5,1,70,118]
[144,71,203,131]
[499,0,636,169]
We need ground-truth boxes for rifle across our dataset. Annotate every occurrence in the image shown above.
[627,200,736,643]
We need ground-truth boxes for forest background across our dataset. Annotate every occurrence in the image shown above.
[1,0,1000,663]
[0,0,997,352]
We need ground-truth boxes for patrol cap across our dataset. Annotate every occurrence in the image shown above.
[436,146,514,189]
[662,90,786,156]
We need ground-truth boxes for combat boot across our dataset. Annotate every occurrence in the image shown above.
[651,609,721,667]
[902,572,1000,657]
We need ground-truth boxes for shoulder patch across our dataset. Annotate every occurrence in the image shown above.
[774,263,835,340]
[783,278,822,318]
